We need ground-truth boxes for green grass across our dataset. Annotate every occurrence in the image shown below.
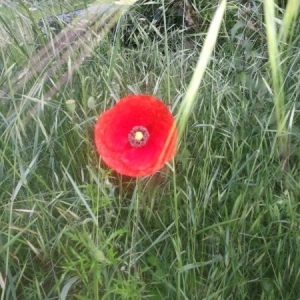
[1,0,300,299]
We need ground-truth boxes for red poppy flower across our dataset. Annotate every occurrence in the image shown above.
[94,94,177,177]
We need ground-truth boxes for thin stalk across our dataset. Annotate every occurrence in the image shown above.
[161,0,171,104]
[171,159,181,299]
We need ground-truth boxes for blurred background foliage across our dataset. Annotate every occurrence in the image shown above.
[1,0,300,299]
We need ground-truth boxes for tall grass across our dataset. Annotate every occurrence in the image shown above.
[1,0,300,299]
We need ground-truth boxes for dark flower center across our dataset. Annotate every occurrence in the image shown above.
[128,126,150,147]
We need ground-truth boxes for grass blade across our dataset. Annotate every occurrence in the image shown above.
[263,0,287,159]
[177,0,227,138]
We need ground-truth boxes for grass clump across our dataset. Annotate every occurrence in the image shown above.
[1,0,300,299]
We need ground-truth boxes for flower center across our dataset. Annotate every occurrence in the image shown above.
[128,126,150,147]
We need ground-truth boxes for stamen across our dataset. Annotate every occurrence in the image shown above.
[128,126,150,147]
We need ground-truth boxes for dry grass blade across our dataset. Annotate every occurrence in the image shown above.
[1,1,138,105]
[2,4,115,98]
